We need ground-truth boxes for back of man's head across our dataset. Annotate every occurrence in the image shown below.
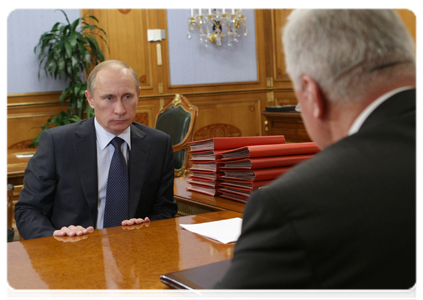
[283,10,415,104]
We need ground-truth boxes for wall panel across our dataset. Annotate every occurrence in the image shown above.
[193,99,261,139]
[100,9,154,90]
[271,9,292,83]
[7,92,67,148]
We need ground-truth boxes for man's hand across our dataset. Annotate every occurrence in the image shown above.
[121,217,150,226]
[122,222,150,231]
[53,225,94,237]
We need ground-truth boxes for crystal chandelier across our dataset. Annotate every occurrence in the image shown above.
[187,9,248,47]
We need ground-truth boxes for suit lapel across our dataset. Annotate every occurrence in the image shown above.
[73,118,99,227]
[129,124,149,218]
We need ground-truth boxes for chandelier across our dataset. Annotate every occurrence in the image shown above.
[187,9,248,47]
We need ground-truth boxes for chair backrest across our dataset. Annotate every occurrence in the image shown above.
[155,94,198,177]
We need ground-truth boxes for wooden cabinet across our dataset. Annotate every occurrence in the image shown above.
[262,111,311,143]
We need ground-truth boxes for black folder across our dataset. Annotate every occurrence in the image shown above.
[160,259,232,289]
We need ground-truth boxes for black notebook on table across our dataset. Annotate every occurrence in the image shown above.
[160,259,232,289]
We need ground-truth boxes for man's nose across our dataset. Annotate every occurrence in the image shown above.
[114,100,126,115]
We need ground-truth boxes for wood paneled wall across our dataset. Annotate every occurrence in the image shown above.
[7,9,416,148]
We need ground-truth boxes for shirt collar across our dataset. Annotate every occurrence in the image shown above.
[348,86,414,136]
[94,117,131,150]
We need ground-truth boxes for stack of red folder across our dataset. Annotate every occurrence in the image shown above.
[217,142,320,203]
[186,136,286,196]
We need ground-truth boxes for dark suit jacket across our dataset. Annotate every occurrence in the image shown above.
[15,118,178,240]
[215,89,416,289]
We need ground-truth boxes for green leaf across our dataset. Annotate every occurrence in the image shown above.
[64,39,72,58]
[68,99,76,116]
[57,9,70,25]
[87,15,100,23]
[81,25,97,31]
[53,42,63,58]
[70,18,80,32]
[70,115,82,123]
[69,32,78,48]
[71,53,78,68]
[86,35,100,51]
[59,87,71,103]
[47,60,57,74]
[74,83,81,96]
[57,57,65,79]
[52,21,61,32]
[66,63,72,76]
[29,131,43,148]
[84,51,91,66]
[86,105,95,118]
[62,116,71,125]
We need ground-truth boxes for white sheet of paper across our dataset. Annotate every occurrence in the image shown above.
[180,217,243,244]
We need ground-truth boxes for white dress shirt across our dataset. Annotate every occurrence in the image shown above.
[348,86,414,136]
[94,117,131,229]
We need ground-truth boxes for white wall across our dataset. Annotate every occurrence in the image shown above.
[7,9,80,94]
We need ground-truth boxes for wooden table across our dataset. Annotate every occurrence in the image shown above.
[8,210,240,289]
[174,177,245,214]
[262,111,311,143]
[7,148,35,178]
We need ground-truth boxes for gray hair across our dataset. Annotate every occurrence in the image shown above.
[283,10,415,103]
[86,60,140,95]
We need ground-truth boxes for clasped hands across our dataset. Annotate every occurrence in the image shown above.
[53,217,150,237]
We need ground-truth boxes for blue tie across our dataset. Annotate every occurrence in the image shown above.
[104,137,129,228]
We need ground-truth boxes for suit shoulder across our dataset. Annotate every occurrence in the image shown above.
[46,118,93,135]
[131,122,170,139]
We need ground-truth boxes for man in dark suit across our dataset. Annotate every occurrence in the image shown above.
[215,10,415,289]
[15,60,177,240]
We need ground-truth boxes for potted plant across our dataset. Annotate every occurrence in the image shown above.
[31,9,108,147]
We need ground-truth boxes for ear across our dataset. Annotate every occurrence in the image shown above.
[301,74,327,120]
[85,90,95,109]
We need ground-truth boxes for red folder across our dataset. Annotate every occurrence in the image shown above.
[218,191,249,203]
[187,136,286,152]
[189,171,225,181]
[220,142,319,160]
[187,178,222,188]
[188,150,226,161]
[222,166,291,181]
[220,154,314,170]
[186,185,219,196]
[189,162,224,172]
[220,179,274,190]
[218,187,253,197]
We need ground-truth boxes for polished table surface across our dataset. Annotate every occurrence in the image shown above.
[8,210,241,289]
[7,148,36,177]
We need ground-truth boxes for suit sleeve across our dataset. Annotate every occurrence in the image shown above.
[15,130,58,239]
[147,134,177,220]
[214,187,315,289]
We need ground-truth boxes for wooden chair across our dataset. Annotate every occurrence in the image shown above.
[155,94,198,177]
